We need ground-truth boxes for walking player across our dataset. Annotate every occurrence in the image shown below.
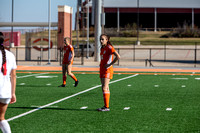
[59,37,79,87]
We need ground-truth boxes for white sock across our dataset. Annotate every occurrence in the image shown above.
[0,120,11,133]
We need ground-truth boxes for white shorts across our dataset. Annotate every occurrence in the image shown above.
[0,99,11,104]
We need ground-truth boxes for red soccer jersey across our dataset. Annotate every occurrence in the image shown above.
[100,44,116,74]
[62,44,74,64]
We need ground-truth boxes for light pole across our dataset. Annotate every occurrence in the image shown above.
[11,0,14,47]
[76,0,80,49]
[47,0,51,65]
[136,0,140,45]
[94,0,102,62]
[86,0,89,58]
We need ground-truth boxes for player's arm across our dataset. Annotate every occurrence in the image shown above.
[68,47,74,64]
[10,69,16,104]
[71,49,74,62]
[62,47,66,62]
[105,51,120,68]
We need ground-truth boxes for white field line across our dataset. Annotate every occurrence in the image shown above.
[171,78,188,80]
[80,106,88,109]
[35,76,58,78]
[7,74,139,122]
[124,107,130,110]
[17,73,48,78]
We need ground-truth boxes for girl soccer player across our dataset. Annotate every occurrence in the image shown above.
[59,37,79,87]
[0,32,17,132]
[97,34,120,111]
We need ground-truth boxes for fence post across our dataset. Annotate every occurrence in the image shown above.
[41,47,43,62]
[145,59,147,67]
[133,42,135,61]
[37,56,41,65]
[194,46,197,68]
[164,42,166,62]
[40,47,42,65]
[149,48,152,63]
[56,47,58,61]
[16,47,18,65]
[81,46,84,65]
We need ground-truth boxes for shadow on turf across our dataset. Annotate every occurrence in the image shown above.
[151,59,200,64]
[16,85,57,87]
[16,85,77,88]
[8,106,96,111]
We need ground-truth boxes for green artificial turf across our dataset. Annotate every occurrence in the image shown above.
[6,72,200,133]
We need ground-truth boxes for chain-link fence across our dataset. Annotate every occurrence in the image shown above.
[115,47,200,67]
[7,41,200,68]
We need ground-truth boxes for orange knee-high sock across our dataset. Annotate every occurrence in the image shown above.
[63,75,66,85]
[70,74,77,81]
[103,90,110,108]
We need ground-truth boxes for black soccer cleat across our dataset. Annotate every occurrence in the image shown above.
[97,106,110,112]
[58,84,66,87]
[74,80,79,87]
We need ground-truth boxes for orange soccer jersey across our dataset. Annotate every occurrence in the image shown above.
[62,44,74,64]
[100,44,116,79]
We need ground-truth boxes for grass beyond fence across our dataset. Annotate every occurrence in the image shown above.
[77,31,200,45]
[18,30,200,46]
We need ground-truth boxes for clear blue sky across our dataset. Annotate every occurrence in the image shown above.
[0,0,77,29]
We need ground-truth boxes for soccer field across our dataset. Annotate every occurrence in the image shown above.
[6,71,200,133]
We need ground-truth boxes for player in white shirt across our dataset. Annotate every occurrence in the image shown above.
[0,32,17,133]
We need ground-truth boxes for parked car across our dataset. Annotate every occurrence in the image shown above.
[73,43,95,57]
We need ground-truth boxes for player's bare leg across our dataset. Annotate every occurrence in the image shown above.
[98,78,110,111]
[0,103,11,133]
[67,64,79,87]
[58,64,67,87]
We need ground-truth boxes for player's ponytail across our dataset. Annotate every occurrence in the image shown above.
[0,32,7,75]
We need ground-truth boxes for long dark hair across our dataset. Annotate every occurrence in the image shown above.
[0,32,6,74]
[100,34,112,49]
